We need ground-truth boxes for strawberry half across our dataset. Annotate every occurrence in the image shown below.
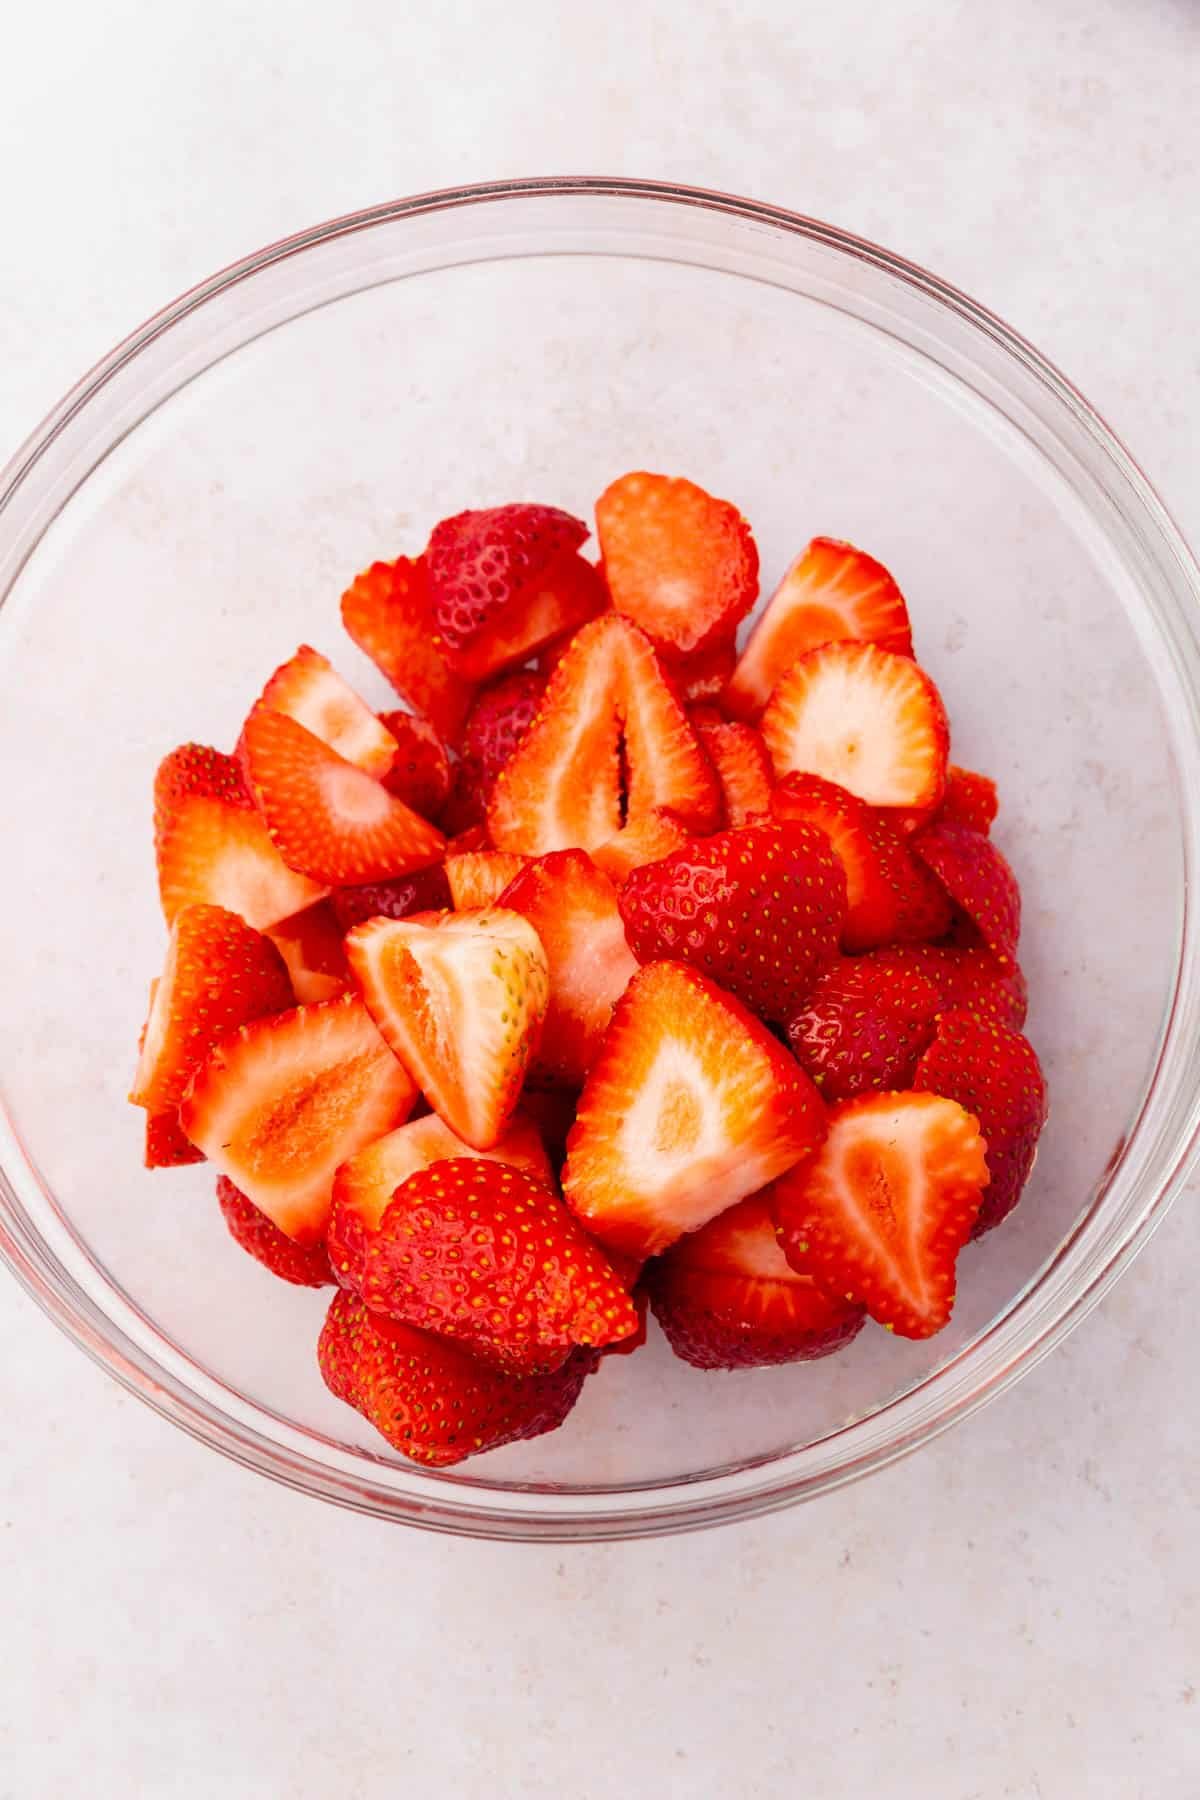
[216,1176,335,1287]
[910,818,1021,966]
[595,472,758,657]
[246,644,398,779]
[154,744,325,929]
[618,822,846,1025]
[914,1009,1047,1236]
[648,1193,866,1370]
[359,1159,639,1373]
[425,502,589,657]
[444,851,528,910]
[340,557,475,749]
[450,553,607,683]
[762,641,949,811]
[451,670,547,828]
[345,909,549,1150]
[562,961,827,1259]
[144,1109,204,1169]
[691,715,773,827]
[179,993,416,1242]
[854,941,1027,1031]
[267,900,352,1004]
[378,710,452,819]
[591,810,692,884]
[786,955,942,1101]
[772,1091,989,1339]
[329,865,452,933]
[241,706,445,886]
[725,538,913,722]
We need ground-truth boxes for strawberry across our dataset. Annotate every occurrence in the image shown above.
[425,502,589,657]
[329,865,452,933]
[910,818,1021,967]
[144,1109,204,1169]
[648,1193,866,1369]
[179,993,416,1242]
[691,715,773,827]
[318,1290,596,1467]
[786,955,942,1101]
[516,1086,580,1173]
[267,900,352,1003]
[328,1108,553,1291]
[595,472,758,656]
[345,909,549,1150]
[618,822,845,1025]
[488,614,720,856]
[461,669,546,790]
[853,941,1027,1030]
[770,773,951,950]
[661,634,738,704]
[450,553,607,683]
[358,1159,639,1373]
[129,903,292,1113]
[241,706,445,886]
[534,628,586,679]
[562,961,827,1258]
[941,766,998,836]
[340,557,475,749]
[216,1176,335,1287]
[591,810,692,884]
[913,1009,1047,1236]
[444,851,527,910]
[772,1091,989,1339]
[154,744,325,930]
[443,823,489,857]
[725,538,913,722]
[246,644,398,779]
[377,710,452,818]
[762,641,949,811]
[496,849,638,1086]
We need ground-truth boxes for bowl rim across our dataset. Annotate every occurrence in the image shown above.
[3,174,1200,1541]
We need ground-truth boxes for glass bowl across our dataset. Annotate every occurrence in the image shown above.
[2,177,1199,1542]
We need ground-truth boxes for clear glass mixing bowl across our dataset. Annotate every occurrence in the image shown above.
[2,178,1198,1540]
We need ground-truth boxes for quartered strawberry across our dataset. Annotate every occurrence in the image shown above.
[661,634,739,704]
[562,961,827,1259]
[340,557,475,749]
[691,715,773,827]
[377,710,452,819]
[772,1091,989,1339]
[648,1193,866,1370]
[941,766,998,836]
[345,908,549,1150]
[444,850,528,910]
[359,1160,639,1373]
[130,903,292,1113]
[144,1109,204,1169]
[450,553,607,683]
[914,1008,1047,1236]
[267,900,352,1003]
[154,744,325,929]
[329,865,452,933]
[855,941,1027,1030]
[246,644,398,779]
[618,822,846,1025]
[725,538,914,722]
[762,641,949,811]
[590,810,692,884]
[911,818,1021,967]
[497,849,638,1087]
[425,502,589,657]
[786,955,942,1101]
[770,772,952,950]
[179,993,416,1242]
[241,706,446,886]
[318,1290,596,1467]
[488,613,720,856]
[216,1176,335,1287]
[595,472,758,657]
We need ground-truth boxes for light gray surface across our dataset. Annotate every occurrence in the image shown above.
[1,1,1197,1794]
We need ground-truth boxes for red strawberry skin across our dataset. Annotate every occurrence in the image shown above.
[216,1177,335,1286]
[378,710,452,819]
[911,818,1021,966]
[856,941,1027,1030]
[340,557,475,749]
[329,865,452,933]
[426,503,588,655]
[787,956,942,1102]
[144,1109,205,1169]
[442,670,547,833]
[941,766,998,836]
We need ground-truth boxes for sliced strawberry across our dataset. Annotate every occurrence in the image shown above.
[497,849,638,1086]
[911,818,1021,967]
[461,670,546,788]
[329,865,452,933]
[725,538,913,721]
[786,955,942,1101]
[488,614,720,856]
[247,644,398,778]
[451,553,607,683]
[855,941,1027,1031]
[345,909,549,1150]
[914,1009,1047,1236]
[216,1176,335,1287]
[516,1086,580,1174]
[762,641,949,811]
[941,766,998,836]
[661,634,739,704]
[691,716,773,827]
[179,993,416,1242]
[267,900,352,1003]
[130,903,292,1112]
[534,627,587,679]
[241,707,445,886]
[595,472,758,656]
[318,1290,596,1467]
[770,772,951,950]
[444,850,528,910]
[154,744,325,929]
[562,961,827,1259]
[591,810,692,884]
[144,1109,204,1169]
[340,557,475,749]
[772,1091,988,1339]
[377,710,452,818]
[618,822,845,1025]
[648,1193,866,1370]
[425,503,589,657]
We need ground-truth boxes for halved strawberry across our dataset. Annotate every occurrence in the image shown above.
[662,634,739,704]
[216,1176,335,1287]
[648,1193,866,1369]
[179,993,416,1242]
[941,766,998,836]
[562,961,827,1259]
[267,900,352,1003]
[340,557,475,749]
[770,772,951,950]
[725,538,914,721]
[691,716,773,827]
[910,818,1021,967]
[497,849,638,1086]
[595,472,758,657]
[772,1091,988,1339]
[344,909,549,1150]
[618,822,845,1025]
[590,810,692,884]
[246,644,397,778]
[444,850,528,910]
[450,553,607,683]
[488,614,720,856]
[241,707,445,886]
[130,903,293,1113]
[786,955,942,1101]
[154,744,325,929]
[854,942,1027,1030]
[454,670,547,820]
[762,641,949,811]
[377,710,452,819]
[359,1159,639,1373]
[329,865,452,933]
[144,1109,204,1169]
[914,1009,1047,1236]
[318,1290,597,1467]
[425,503,589,657]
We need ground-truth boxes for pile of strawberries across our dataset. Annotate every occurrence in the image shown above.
[128,472,1046,1468]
